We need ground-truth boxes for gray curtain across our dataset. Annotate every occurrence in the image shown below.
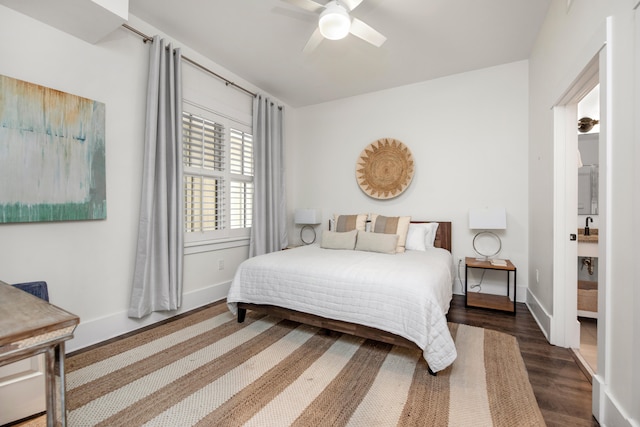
[249,95,287,256]
[129,36,184,318]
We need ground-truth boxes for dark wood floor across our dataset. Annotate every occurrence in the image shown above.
[447,294,598,427]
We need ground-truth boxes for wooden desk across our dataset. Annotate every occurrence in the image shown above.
[0,282,79,426]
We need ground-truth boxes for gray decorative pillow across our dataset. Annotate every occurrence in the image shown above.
[355,231,398,254]
[370,214,411,253]
[321,229,357,250]
[333,214,367,232]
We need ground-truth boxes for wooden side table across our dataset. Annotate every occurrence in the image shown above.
[0,282,79,426]
[465,257,517,314]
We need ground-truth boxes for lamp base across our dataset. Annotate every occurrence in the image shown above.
[472,231,502,259]
[300,225,317,245]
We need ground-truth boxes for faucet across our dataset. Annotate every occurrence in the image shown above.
[585,216,593,236]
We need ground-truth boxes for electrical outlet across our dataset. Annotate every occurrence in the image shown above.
[218,259,224,270]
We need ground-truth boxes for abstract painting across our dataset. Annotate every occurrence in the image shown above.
[0,75,106,223]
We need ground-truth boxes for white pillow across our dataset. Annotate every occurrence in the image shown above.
[321,229,357,250]
[405,222,440,251]
[425,222,439,248]
[405,224,428,251]
[355,231,398,254]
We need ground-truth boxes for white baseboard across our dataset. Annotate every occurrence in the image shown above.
[593,374,635,427]
[67,281,231,353]
[577,309,598,319]
[593,374,602,422]
[525,288,551,341]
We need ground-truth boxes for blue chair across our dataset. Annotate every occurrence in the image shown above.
[12,281,49,302]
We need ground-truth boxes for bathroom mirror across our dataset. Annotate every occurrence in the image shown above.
[578,133,599,215]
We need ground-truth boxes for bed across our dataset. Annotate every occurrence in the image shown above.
[226,221,456,373]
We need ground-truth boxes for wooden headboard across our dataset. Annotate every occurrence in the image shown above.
[327,219,452,253]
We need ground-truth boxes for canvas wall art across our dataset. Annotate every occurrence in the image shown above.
[0,75,106,223]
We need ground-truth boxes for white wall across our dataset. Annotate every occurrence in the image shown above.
[529,0,638,424]
[0,8,276,352]
[288,61,530,299]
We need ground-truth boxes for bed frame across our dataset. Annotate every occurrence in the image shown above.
[236,221,452,374]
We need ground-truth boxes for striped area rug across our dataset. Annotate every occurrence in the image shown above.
[65,302,545,426]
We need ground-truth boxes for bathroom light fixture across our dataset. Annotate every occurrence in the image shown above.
[469,207,507,260]
[294,208,322,244]
[578,117,599,133]
[318,2,351,40]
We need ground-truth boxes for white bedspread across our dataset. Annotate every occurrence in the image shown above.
[227,245,457,372]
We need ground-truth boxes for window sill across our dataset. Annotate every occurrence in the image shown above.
[184,236,250,255]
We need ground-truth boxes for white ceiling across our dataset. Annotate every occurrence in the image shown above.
[129,0,551,108]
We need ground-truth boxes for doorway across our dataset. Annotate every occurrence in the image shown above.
[575,85,600,375]
[551,31,609,422]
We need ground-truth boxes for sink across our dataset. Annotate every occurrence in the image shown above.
[578,228,598,257]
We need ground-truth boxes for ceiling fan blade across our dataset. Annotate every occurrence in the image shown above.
[349,18,387,47]
[281,0,324,13]
[341,0,364,11]
[303,27,324,53]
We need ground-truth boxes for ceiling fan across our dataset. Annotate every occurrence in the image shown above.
[282,0,387,52]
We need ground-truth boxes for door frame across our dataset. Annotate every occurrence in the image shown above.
[552,54,601,348]
[551,22,609,423]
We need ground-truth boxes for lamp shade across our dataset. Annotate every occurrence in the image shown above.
[294,208,322,225]
[469,207,506,230]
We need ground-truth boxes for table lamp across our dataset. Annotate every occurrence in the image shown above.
[469,207,507,260]
[294,208,322,244]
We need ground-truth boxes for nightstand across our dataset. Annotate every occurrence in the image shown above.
[465,257,517,314]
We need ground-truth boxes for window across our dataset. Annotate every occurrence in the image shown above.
[182,105,253,243]
[229,128,253,229]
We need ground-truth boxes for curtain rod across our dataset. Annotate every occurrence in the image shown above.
[122,23,257,98]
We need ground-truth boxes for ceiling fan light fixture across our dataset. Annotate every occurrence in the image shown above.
[319,2,351,40]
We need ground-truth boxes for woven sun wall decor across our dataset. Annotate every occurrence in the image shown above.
[356,138,414,200]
